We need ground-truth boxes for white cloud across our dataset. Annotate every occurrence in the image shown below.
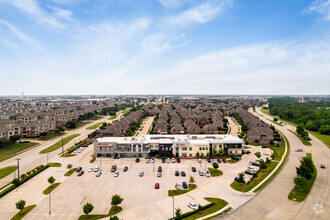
[0,0,66,28]
[167,0,233,27]
[308,0,330,20]
[157,0,187,8]
[50,6,73,20]
[141,33,187,53]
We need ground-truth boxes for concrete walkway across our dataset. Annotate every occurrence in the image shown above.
[198,205,231,220]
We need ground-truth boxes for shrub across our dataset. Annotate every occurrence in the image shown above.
[254,152,261,158]
[111,195,123,206]
[15,199,26,211]
[83,203,94,215]
[212,162,219,169]
[67,164,72,169]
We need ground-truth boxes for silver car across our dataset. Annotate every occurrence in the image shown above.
[139,171,144,177]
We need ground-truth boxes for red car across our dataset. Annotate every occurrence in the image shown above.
[155,183,160,189]
[177,158,181,163]
[192,167,196,172]
[77,171,84,176]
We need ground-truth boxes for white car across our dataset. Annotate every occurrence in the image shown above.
[295,149,303,152]
[94,166,99,172]
[88,167,93,172]
[172,158,176,163]
[96,171,102,177]
[213,159,217,163]
[175,183,182,190]
[151,158,155,163]
[146,159,150,163]
[197,158,202,163]
[199,171,204,176]
[206,171,211,177]
[139,171,144,177]
[167,158,171,163]
[188,202,198,210]
[114,171,119,177]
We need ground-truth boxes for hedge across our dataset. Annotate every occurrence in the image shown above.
[169,203,214,220]
[61,140,86,157]
[0,164,49,198]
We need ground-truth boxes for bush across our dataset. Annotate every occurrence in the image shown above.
[67,164,72,169]
[212,162,219,169]
[40,132,48,136]
[254,152,261,158]
[10,135,21,143]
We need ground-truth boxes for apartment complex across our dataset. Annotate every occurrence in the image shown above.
[94,134,243,158]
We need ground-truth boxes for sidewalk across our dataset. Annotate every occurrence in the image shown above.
[197,205,231,220]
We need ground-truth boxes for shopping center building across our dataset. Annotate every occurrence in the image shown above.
[94,134,244,158]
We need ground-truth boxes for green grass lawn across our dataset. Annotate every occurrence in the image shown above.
[288,129,311,146]
[203,207,231,220]
[66,122,90,131]
[266,118,283,126]
[10,205,36,220]
[38,132,66,141]
[78,215,109,220]
[168,184,197,196]
[181,197,228,220]
[64,168,77,176]
[0,166,17,180]
[43,182,61,195]
[288,153,317,202]
[231,161,278,192]
[39,134,80,154]
[208,168,223,177]
[0,142,39,162]
[308,130,330,148]
[227,159,238,164]
[91,115,102,120]
[86,122,103,130]
[108,115,118,120]
[109,205,122,215]
[48,163,61,167]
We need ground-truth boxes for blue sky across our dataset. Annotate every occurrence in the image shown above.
[0,0,329,95]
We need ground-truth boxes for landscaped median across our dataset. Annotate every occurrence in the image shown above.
[0,142,39,162]
[208,168,223,177]
[288,129,311,146]
[86,122,103,130]
[168,184,197,197]
[10,204,36,220]
[169,197,229,220]
[0,166,17,180]
[61,139,87,157]
[64,168,77,176]
[39,134,80,154]
[231,133,288,193]
[288,153,316,202]
[43,182,61,195]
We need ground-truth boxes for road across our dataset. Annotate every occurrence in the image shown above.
[226,117,240,137]
[135,116,155,136]
[223,107,329,220]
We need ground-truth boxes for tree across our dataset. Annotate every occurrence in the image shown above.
[296,156,314,180]
[212,162,219,169]
[67,164,72,169]
[10,135,21,143]
[238,172,245,183]
[189,176,195,183]
[200,152,204,158]
[259,159,267,169]
[266,157,271,164]
[211,149,217,156]
[83,202,94,215]
[175,208,182,219]
[54,129,61,135]
[48,176,55,185]
[254,139,259,143]
[15,199,26,211]
[254,152,261,158]
[229,153,236,160]
[294,175,307,187]
[12,178,19,186]
[273,118,278,121]
[206,152,210,158]
[109,216,119,220]
[111,195,123,206]
[269,139,274,145]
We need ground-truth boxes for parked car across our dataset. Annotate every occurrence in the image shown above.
[207,158,211,163]
[175,171,179,176]
[175,183,182,190]
[212,159,217,163]
[251,162,260,167]
[76,167,82,172]
[167,158,171,163]
[245,170,253,175]
[206,171,211,177]
[111,165,117,172]
[155,183,160,189]
[320,164,326,169]
[295,149,303,152]
[191,167,196,172]
[123,166,128,172]
[262,145,267,148]
[151,158,155,163]
[172,158,176,163]
[146,159,150,163]
[114,171,119,177]
[182,181,188,189]
[197,158,202,163]
[96,171,102,177]
[181,171,186,177]
[88,167,93,172]
[188,202,198,210]
[94,166,99,172]
[157,172,162,177]
[222,159,227,163]
[158,166,162,172]
[217,159,222,163]
[199,171,204,176]
[135,158,140,163]
[177,158,181,163]
[162,158,165,163]
[139,171,144,177]
[77,171,84,176]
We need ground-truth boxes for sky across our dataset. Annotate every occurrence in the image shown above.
[0,0,330,96]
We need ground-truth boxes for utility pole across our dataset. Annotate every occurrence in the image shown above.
[100,155,102,171]
[16,158,21,183]
[49,191,51,215]
[47,153,49,164]
[172,196,174,219]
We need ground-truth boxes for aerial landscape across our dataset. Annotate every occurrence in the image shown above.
[0,0,329,220]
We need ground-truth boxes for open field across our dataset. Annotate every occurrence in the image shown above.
[38,132,66,141]
[86,122,103,130]
[0,166,17,180]
[39,134,80,154]
[0,142,39,162]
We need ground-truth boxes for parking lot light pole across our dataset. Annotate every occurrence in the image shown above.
[16,158,21,183]
[172,196,174,218]
[153,162,154,173]
[61,138,64,154]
